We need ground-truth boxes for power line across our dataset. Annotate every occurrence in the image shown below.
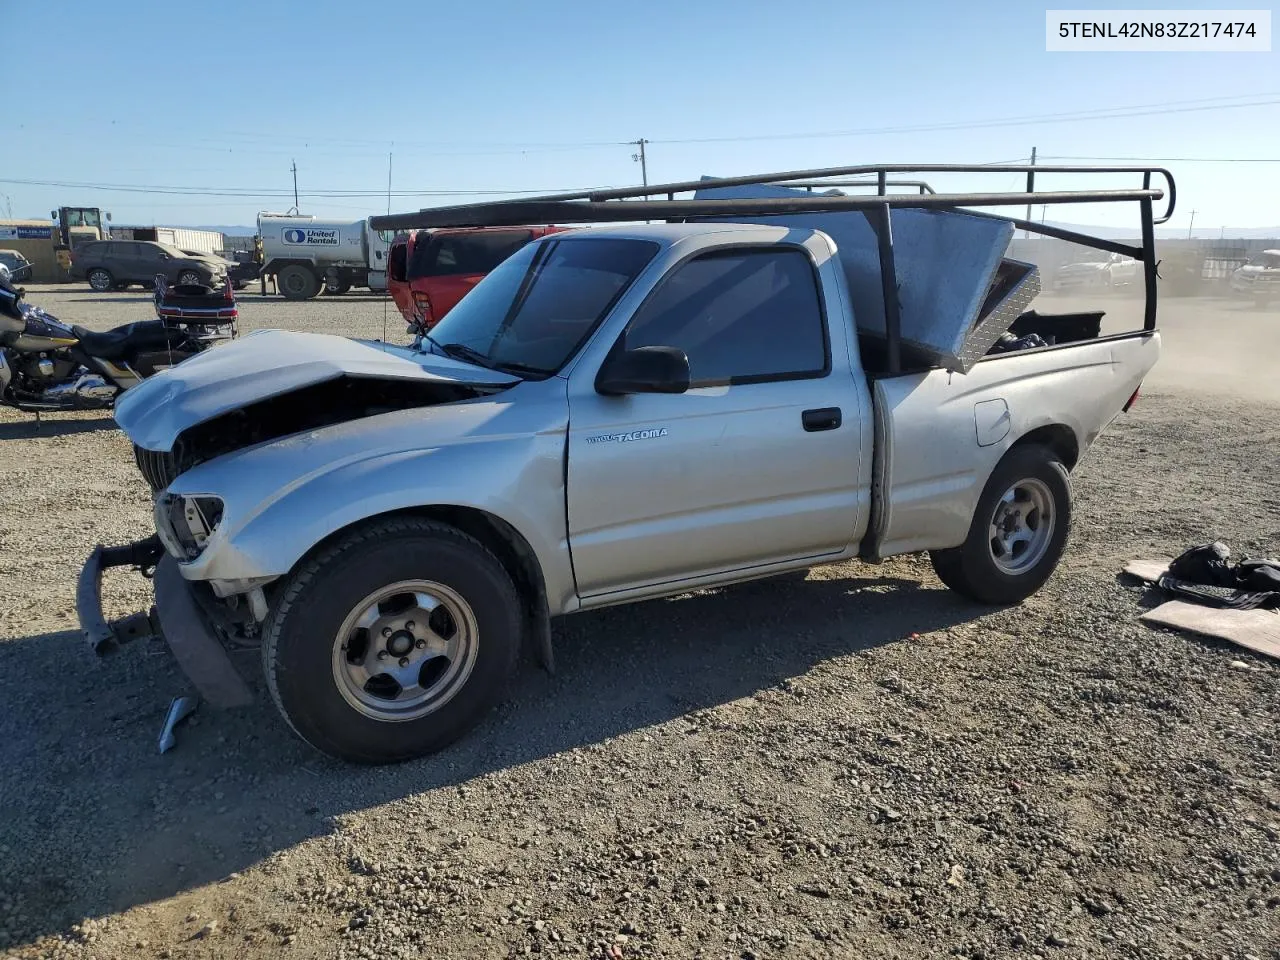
[1040,155,1280,163]
[0,176,617,198]
[644,95,1280,146]
[11,92,1279,159]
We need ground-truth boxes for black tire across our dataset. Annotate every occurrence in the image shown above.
[262,517,524,764]
[929,445,1072,605]
[87,268,113,292]
[323,278,352,295]
[276,264,321,300]
[177,270,203,287]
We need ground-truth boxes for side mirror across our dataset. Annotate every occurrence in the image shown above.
[595,345,690,396]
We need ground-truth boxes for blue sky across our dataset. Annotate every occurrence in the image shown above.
[6,0,1277,231]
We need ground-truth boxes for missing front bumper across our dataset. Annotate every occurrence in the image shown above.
[76,538,254,708]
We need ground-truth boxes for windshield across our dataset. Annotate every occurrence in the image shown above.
[423,236,660,376]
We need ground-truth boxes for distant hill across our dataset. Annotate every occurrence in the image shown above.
[1017,221,1279,241]
[193,224,257,236]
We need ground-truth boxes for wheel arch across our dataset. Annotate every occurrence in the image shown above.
[274,504,556,671]
[1007,423,1080,471]
[262,257,320,278]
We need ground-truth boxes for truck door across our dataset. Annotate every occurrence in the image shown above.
[566,244,865,598]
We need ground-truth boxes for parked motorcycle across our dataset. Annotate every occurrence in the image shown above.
[0,273,237,413]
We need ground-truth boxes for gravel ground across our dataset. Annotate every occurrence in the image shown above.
[0,285,1277,960]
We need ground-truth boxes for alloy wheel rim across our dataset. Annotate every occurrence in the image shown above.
[988,477,1055,575]
[330,580,478,722]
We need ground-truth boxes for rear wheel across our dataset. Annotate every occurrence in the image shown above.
[324,277,352,295]
[263,517,524,764]
[87,268,113,292]
[276,264,321,300]
[929,445,1072,605]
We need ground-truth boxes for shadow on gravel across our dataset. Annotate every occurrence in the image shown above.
[0,571,978,946]
[225,293,393,304]
[0,415,116,441]
[59,295,157,304]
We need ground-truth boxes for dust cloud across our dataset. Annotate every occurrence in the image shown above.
[1034,291,1280,405]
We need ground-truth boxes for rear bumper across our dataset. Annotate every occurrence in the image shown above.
[77,539,254,708]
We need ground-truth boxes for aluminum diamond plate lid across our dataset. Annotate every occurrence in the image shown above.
[693,179,1037,373]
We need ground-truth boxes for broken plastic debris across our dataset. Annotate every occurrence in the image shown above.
[158,695,199,754]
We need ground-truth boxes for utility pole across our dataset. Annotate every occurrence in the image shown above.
[386,150,394,215]
[630,138,649,189]
[1187,210,1196,239]
[1024,146,1036,239]
[291,159,299,210]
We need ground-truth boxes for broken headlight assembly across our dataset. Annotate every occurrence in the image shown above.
[155,493,224,561]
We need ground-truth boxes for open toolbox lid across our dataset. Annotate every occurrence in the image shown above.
[691,179,1040,373]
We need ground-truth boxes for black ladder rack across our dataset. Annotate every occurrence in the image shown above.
[369,163,1175,372]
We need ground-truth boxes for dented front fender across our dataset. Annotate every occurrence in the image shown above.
[165,379,578,612]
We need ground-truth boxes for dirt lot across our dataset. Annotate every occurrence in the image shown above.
[0,284,1277,960]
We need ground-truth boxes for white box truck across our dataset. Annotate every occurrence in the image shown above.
[256,213,390,299]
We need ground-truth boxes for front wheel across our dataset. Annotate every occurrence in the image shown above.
[262,517,523,764]
[929,445,1072,605]
[176,270,203,287]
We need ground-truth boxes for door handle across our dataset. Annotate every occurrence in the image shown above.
[802,407,842,432]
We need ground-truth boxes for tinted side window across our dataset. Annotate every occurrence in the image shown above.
[413,231,535,278]
[387,242,407,282]
[623,248,828,386]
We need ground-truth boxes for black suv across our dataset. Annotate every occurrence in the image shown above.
[70,240,228,292]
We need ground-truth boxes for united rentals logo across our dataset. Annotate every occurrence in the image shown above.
[586,427,669,445]
[282,228,340,246]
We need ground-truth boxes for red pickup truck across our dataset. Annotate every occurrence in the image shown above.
[387,225,562,329]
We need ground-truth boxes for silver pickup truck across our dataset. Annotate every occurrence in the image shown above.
[79,163,1173,764]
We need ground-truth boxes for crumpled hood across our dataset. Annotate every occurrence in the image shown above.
[116,329,521,452]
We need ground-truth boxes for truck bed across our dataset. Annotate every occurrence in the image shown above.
[864,329,1159,560]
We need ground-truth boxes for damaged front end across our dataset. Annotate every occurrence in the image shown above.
[78,536,256,708]
[79,329,525,717]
